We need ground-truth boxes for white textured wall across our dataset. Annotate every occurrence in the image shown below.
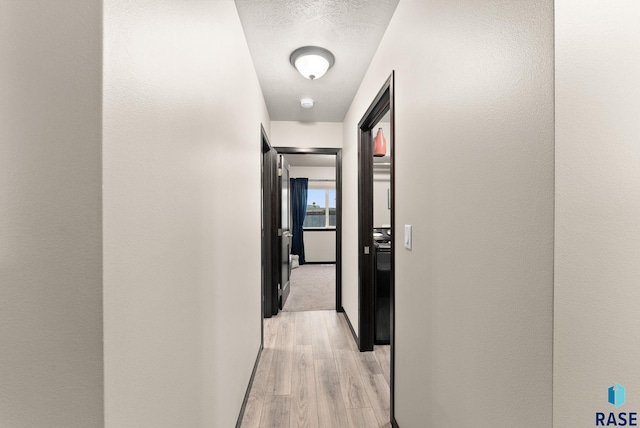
[0,1,103,426]
[290,166,336,180]
[303,231,336,263]
[103,1,269,426]
[374,170,391,227]
[555,2,640,426]
[271,121,343,148]
[342,0,554,425]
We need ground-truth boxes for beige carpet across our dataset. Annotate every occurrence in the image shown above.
[282,264,335,312]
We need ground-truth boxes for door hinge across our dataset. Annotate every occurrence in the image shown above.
[278,284,282,297]
[278,168,282,177]
[278,228,282,236]
[364,246,370,255]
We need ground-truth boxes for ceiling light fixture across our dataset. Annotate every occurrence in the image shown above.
[300,98,314,109]
[290,46,335,80]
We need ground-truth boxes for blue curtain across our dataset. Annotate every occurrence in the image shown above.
[290,178,308,264]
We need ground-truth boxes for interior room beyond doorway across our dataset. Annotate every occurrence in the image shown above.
[282,153,337,313]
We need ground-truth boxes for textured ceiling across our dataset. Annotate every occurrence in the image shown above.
[235,0,399,122]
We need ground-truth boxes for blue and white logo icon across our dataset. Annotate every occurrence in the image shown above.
[596,384,636,426]
[609,383,626,408]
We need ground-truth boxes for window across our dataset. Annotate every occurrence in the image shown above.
[304,187,336,229]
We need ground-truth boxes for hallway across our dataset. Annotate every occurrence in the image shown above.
[4,0,638,426]
[240,311,391,428]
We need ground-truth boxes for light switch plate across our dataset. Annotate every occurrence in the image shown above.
[404,225,412,250]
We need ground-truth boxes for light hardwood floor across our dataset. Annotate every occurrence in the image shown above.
[240,310,391,428]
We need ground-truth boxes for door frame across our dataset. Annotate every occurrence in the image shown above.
[261,125,279,319]
[273,147,344,312]
[357,72,396,423]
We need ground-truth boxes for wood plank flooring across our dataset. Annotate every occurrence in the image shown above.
[240,310,391,428]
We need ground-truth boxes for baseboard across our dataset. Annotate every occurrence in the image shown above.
[342,309,359,349]
[391,416,400,427]
[302,261,336,265]
[235,345,263,428]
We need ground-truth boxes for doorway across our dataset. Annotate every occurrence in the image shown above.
[261,143,344,319]
[280,152,337,312]
[357,72,396,422]
[273,147,343,313]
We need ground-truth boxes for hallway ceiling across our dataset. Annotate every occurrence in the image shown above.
[235,0,399,123]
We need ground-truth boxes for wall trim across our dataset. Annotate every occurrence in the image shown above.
[342,309,359,349]
[302,261,336,265]
[273,146,343,312]
[391,416,400,427]
[357,72,394,353]
[235,345,263,428]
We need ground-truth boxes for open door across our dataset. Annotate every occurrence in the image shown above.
[262,145,292,316]
[262,128,279,318]
[278,154,292,309]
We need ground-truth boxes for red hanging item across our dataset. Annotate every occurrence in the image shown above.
[373,128,387,157]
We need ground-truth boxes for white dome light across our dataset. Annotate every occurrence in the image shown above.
[294,55,329,80]
[300,98,314,108]
[290,46,335,80]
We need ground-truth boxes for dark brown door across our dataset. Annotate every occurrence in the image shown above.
[278,155,292,309]
[262,133,279,318]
